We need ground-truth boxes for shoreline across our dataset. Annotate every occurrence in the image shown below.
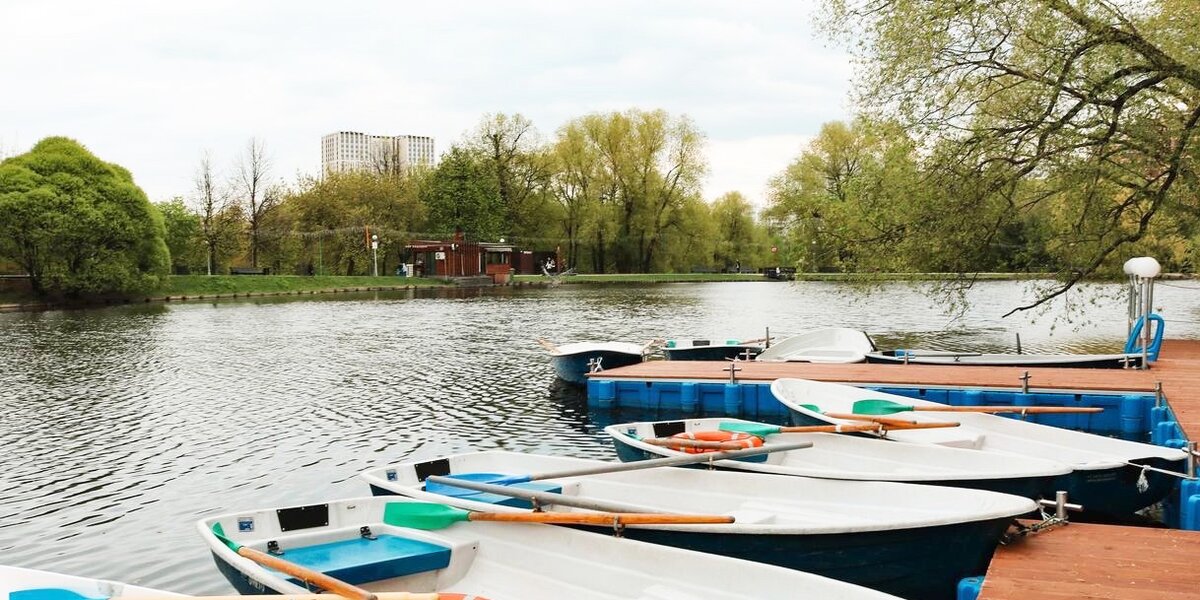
[1,271,1183,313]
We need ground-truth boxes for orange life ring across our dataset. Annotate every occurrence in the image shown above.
[668,430,764,453]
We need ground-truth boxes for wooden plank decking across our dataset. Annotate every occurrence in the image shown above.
[597,338,1200,599]
[980,522,1200,600]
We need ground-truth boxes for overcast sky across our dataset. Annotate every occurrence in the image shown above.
[1,1,852,206]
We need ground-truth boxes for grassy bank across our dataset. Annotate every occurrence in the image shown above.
[158,275,447,296]
[512,273,766,284]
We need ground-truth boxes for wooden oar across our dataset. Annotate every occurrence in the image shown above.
[794,403,923,426]
[383,501,733,529]
[717,421,959,437]
[422,440,814,495]
[641,437,750,451]
[535,338,559,353]
[852,398,1104,416]
[211,524,377,600]
[425,476,683,514]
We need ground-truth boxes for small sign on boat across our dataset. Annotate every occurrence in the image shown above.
[237,517,255,532]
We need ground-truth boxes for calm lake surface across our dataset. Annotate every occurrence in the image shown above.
[2,280,1199,591]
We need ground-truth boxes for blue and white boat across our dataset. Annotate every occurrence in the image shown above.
[542,341,646,385]
[362,451,1035,600]
[604,417,1070,499]
[198,495,901,600]
[662,339,765,361]
[772,378,1188,517]
[0,565,181,600]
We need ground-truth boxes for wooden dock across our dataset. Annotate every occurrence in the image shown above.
[595,338,1200,438]
[980,522,1200,599]
[595,339,1200,598]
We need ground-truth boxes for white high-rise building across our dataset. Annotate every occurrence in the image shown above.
[321,131,435,174]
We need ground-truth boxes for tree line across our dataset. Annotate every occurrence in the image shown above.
[158,109,777,278]
[6,0,1196,310]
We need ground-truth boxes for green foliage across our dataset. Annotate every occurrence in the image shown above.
[156,197,205,273]
[285,170,426,275]
[822,0,1200,313]
[0,137,169,296]
[423,145,504,240]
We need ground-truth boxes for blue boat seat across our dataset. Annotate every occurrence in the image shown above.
[442,481,563,509]
[279,534,451,585]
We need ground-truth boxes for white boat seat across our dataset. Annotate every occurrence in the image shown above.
[889,428,985,450]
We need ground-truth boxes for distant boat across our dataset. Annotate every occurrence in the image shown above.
[773,378,1188,517]
[0,565,181,600]
[662,338,765,361]
[866,349,1144,369]
[540,340,646,385]
[755,328,875,363]
[605,417,1070,499]
[198,495,902,600]
[364,450,1036,600]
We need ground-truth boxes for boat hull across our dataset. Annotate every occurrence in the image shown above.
[552,351,643,385]
[663,345,762,361]
[575,518,1012,600]
[865,350,1143,368]
[1051,458,1184,517]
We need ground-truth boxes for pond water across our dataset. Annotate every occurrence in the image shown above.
[1,280,1198,591]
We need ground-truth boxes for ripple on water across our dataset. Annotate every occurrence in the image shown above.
[0,282,1196,591]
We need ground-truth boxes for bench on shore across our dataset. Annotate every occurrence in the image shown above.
[229,267,270,275]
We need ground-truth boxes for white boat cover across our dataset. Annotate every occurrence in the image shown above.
[771,378,1188,469]
[755,328,874,363]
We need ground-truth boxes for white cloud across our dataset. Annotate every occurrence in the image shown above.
[705,135,813,207]
[0,1,853,203]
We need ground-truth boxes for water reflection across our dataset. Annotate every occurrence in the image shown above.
[0,280,1197,591]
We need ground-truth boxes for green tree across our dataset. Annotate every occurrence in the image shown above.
[156,197,204,273]
[468,113,553,238]
[422,145,503,240]
[823,0,1200,313]
[765,119,921,272]
[710,191,767,271]
[0,137,169,296]
[286,170,426,275]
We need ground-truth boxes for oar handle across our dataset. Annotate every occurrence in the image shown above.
[467,511,735,525]
[237,547,377,600]
[914,406,1103,414]
[821,413,922,426]
[525,440,813,481]
[777,423,881,434]
[641,437,748,450]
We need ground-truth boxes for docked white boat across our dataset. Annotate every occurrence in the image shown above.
[605,417,1070,498]
[772,378,1188,517]
[542,341,646,385]
[754,328,874,363]
[198,496,901,600]
[362,451,1035,600]
[0,565,181,600]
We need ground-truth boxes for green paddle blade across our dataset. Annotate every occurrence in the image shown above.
[384,502,471,530]
[851,399,912,415]
[799,404,822,412]
[717,422,781,437]
[211,522,242,552]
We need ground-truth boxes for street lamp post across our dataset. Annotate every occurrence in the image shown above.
[371,234,379,277]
